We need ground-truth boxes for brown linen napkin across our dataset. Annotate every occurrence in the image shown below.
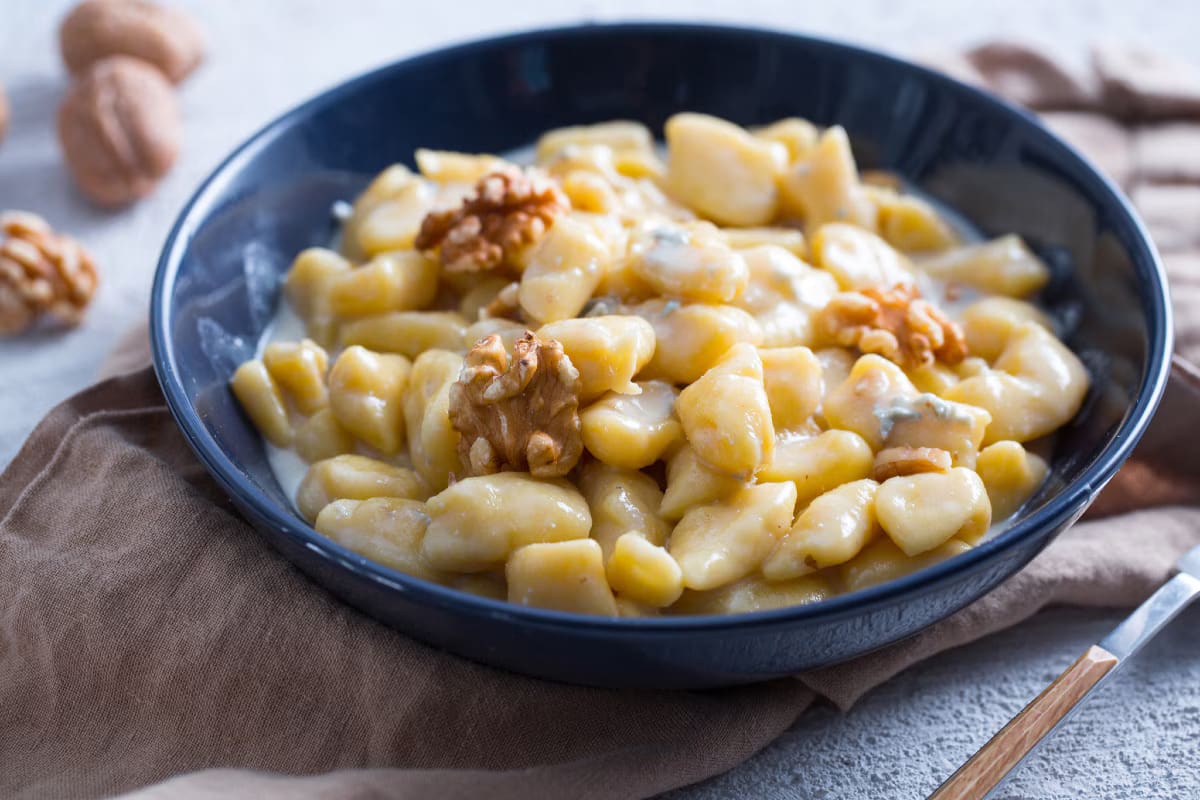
[3,42,1200,800]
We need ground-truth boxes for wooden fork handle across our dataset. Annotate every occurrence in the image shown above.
[929,645,1119,800]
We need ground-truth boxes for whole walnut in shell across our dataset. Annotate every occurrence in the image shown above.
[58,56,181,208]
[60,0,205,84]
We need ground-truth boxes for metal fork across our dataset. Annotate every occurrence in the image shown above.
[930,543,1200,799]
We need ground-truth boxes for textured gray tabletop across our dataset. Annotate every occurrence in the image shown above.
[2,1,1198,797]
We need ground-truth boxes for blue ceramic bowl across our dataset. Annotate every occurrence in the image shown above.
[151,23,1172,688]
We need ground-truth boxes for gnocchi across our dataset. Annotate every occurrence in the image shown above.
[233,113,1089,616]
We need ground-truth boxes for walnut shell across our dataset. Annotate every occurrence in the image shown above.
[57,55,181,208]
[60,0,205,84]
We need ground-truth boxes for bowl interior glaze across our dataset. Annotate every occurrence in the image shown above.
[151,24,1171,687]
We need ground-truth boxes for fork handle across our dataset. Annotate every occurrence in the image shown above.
[929,645,1118,800]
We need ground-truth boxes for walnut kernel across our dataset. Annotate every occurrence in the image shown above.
[58,55,181,208]
[415,166,568,273]
[0,211,99,335]
[819,283,967,369]
[449,331,583,478]
[60,0,205,84]
[873,446,953,481]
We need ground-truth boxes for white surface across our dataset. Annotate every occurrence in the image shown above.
[1,1,1197,797]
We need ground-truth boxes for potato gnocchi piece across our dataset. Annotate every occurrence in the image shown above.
[918,234,1051,298]
[314,497,441,581]
[814,347,856,408]
[907,362,960,395]
[720,227,808,258]
[753,117,819,162]
[328,251,439,318]
[578,461,672,559]
[840,536,972,593]
[340,311,468,359]
[873,191,958,253]
[506,539,618,616]
[283,247,352,347]
[230,360,292,447]
[422,472,591,573]
[262,339,329,416]
[297,454,426,522]
[636,300,763,385]
[519,215,611,324]
[810,222,914,291]
[672,572,833,615]
[760,346,823,431]
[676,343,774,479]
[535,120,655,163]
[763,479,880,580]
[560,170,619,213]
[821,354,920,449]
[732,245,838,347]
[976,440,1050,519]
[659,443,744,522]
[346,170,435,259]
[537,315,655,402]
[627,222,749,304]
[668,481,798,591]
[415,149,508,183]
[606,532,684,608]
[944,323,1089,444]
[402,350,464,492]
[665,113,786,226]
[294,408,355,463]
[758,430,875,511]
[779,126,876,232]
[580,381,683,470]
[875,467,991,555]
[960,296,1054,362]
[327,346,410,455]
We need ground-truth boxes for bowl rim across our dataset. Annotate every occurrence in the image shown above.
[151,20,1174,633]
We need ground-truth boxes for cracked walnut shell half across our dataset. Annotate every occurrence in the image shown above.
[873,446,953,482]
[415,166,568,273]
[819,283,967,369]
[449,331,584,478]
[0,211,99,335]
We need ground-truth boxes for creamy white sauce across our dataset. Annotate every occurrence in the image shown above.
[266,442,310,506]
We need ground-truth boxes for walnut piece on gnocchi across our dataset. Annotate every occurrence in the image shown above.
[231,112,1090,616]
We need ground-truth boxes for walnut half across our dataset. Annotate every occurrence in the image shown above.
[873,446,953,482]
[818,283,967,369]
[415,166,567,273]
[449,331,583,478]
[0,211,99,335]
